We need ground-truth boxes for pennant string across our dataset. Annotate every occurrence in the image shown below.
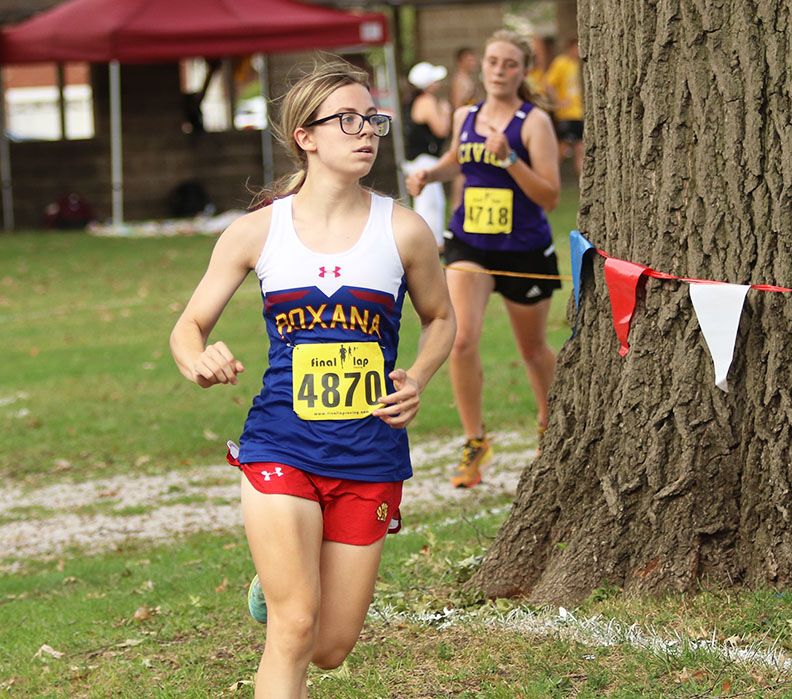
[593,245,791,291]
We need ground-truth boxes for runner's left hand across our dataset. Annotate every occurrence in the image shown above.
[373,369,420,428]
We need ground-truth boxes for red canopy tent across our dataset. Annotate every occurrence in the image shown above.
[0,0,405,229]
[0,0,389,64]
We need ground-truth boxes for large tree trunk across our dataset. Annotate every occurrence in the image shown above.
[473,0,792,604]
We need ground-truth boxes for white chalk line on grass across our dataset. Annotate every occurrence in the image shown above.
[369,604,792,675]
[0,430,533,573]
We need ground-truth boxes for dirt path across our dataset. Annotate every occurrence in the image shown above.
[1,431,536,573]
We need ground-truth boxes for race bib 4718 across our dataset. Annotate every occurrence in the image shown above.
[463,187,513,234]
[292,341,386,420]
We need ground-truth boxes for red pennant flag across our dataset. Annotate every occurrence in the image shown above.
[604,257,650,356]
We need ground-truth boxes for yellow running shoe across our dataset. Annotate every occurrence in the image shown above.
[451,435,492,488]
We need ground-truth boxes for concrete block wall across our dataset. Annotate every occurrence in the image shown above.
[5,62,265,227]
[3,54,400,228]
[414,4,505,89]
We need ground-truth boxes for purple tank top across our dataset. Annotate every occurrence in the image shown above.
[448,102,552,252]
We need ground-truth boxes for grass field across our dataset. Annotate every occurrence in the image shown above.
[2,189,792,697]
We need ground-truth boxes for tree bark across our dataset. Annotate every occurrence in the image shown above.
[473,0,792,604]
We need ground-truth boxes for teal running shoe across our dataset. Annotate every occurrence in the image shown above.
[247,574,268,624]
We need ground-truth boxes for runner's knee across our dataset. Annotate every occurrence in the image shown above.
[451,327,480,356]
[517,339,551,367]
[268,611,318,661]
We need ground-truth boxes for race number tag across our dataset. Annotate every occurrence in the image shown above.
[463,187,513,234]
[292,342,386,421]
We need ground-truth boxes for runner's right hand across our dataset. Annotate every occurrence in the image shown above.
[406,170,428,197]
[193,341,245,387]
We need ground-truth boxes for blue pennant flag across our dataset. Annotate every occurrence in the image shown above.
[568,229,596,340]
[570,229,595,312]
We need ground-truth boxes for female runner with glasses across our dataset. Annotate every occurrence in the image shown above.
[406,30,561,488]
[170,59,455,698]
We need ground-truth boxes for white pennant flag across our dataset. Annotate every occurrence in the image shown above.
[689,282,750,392]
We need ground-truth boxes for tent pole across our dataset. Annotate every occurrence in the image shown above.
[256,54,274,187]
[384,42,406,200]
[0,70,14,231]
[109,60,123,228]
[57,64,67,139]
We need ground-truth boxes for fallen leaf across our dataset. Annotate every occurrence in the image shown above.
[215,578,229,592]
[34,644,64,660]
[135,455,152,467]
[750,670,767,686]
[133,604,158,622]
[203,428,218,441]
[722,680,732,692]
[116,638,144,648]
[228,680,254,691]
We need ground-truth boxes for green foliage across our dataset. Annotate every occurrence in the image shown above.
[587,579,623,603]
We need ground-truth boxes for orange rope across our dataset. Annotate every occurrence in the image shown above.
[442,264,572,282]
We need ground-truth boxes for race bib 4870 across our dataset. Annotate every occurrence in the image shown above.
[292,342,386,420]
[463,187,513,234]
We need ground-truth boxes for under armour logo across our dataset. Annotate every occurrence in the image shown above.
[318,266,341,278]
[260,467,283,481]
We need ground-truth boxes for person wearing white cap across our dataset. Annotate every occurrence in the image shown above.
[402,61,452,248]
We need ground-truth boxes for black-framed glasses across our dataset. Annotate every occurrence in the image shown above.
[305,112,391,137]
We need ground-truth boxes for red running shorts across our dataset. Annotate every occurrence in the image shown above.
[227,446,402,546]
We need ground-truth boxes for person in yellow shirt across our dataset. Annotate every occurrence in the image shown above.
[526,36,551,98]
[544,37,583,176]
